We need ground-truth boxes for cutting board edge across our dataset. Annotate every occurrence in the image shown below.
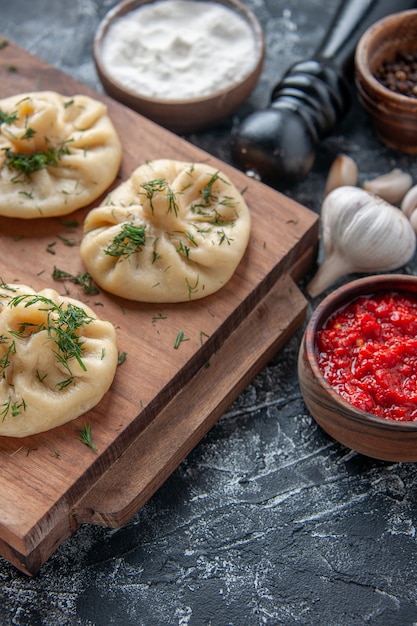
[72,272,309,529]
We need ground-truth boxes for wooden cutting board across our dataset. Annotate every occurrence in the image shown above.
[0,40,318,575]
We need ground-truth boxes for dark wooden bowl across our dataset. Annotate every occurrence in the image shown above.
[355,9,417,154]
[93,0,265,134]
[298,274,417,462]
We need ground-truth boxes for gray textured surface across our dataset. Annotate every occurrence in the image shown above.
[2,1,417,625]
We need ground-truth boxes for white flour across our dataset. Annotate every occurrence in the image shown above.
[100,0,258,100]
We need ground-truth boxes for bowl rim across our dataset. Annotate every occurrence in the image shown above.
[93,0,265,106]
[354,8,417,106]
[304,273,417,431]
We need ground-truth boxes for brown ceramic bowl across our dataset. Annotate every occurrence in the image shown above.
[93,0,265,134]
[355,9,417,154]
[298,274,417,462]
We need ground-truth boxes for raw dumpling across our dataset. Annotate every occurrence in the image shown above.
[0,91,122,218]
[80,159,251,302]
[0,283,118,438]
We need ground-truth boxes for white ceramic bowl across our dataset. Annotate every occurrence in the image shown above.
[93,0,265,133]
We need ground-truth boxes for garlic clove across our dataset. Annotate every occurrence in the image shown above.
[409,209,417,234]
[363,168,413,205]
[307,250,357,298]
[307,186,416,298]
[401,183,417,218]
[324,154,358,196]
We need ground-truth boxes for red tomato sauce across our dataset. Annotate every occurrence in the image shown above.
[316,291,417,421]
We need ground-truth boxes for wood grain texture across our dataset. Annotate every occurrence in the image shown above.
[0,40,318,574]
[73,273,307,527]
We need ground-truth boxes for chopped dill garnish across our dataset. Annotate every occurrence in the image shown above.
[36,370,48,383]
[217,229,233,246]
[77,422,97,452]
[21,126,36,140]
[0,281,17,293]
[185,275,199,299]
[0,336,16,377]
[0,109,18,125]
[173,330,189,349]
[0,396,26,422]
[152,313,167,324]
[59,219,79,228]
[52,266,100,295]
[117,351,127,365]
[18,190,33,199]
[185,231,198,246]
[2,140,72,182]
[200,171,227,205]
[176,240,190,260]
[57,234,76,247]
[139,178,179,216]
[8,293,94,383]
[104,223,146,258]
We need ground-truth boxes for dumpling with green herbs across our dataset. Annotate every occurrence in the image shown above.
[0,91,122,218]
[80,159,251,302]
[0,283,118,438]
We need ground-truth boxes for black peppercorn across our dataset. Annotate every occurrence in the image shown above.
[375,51,417,97]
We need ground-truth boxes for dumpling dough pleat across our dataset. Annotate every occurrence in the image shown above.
[0,91,122,218]
[0,284,118,438]
[80,159,251,302]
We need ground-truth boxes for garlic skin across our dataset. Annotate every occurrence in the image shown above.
[324,154,358,196]
[401,183,417,221]
[363,168,413,205]
[400,185,417,234]
[410,211,417,233]
[307,186,416,298]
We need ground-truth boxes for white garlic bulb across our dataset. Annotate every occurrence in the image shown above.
[363,168,413,205]
[307,186,416,298]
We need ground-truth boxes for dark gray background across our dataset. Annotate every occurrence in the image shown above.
[1,1,417,624]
